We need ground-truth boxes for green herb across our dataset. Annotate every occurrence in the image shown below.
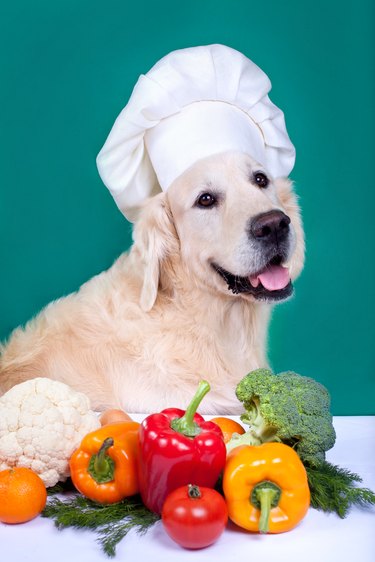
[42,494,160,557]
[305,460,375,518]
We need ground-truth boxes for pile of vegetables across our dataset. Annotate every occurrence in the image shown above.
[0,373,374,557]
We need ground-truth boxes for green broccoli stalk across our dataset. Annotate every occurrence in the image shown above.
[232,368,375,517]
[235,368,336,464]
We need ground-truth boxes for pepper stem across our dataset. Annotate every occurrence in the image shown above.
[88,437,115,484]
[170,380,210,437]
[250,481,282,534]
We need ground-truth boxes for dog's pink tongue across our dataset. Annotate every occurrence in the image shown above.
[250,265,290,291]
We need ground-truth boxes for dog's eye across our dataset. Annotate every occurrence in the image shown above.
[196,193,217,208]
[253,172,269,188]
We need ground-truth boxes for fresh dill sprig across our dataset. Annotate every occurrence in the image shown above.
[97,508,161,557]
[42,494,160,557]
[305,460,375,518]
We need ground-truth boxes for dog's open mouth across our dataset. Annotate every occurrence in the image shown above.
[212,256,293,301]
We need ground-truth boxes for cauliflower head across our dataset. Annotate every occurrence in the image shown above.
[0,377,100,487]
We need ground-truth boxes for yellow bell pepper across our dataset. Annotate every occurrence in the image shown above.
[223,442,310,533]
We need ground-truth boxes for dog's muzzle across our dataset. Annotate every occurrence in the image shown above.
[213,210,294,302]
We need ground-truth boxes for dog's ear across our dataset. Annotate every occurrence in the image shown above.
[132,192,179,312]
[275,177,305,279]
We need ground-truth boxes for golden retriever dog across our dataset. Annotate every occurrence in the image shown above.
[0,151,304,413]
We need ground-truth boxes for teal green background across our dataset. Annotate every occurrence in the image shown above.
[1,1,374,414]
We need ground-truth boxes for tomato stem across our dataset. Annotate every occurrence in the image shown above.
[187,484,202,499]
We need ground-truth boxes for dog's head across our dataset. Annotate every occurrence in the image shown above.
[133,151,305,311]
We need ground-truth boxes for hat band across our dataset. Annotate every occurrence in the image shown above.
[144,101,266,190]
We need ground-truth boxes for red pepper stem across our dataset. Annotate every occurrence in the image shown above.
[170,380,210,437]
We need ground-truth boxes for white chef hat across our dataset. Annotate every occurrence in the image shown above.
[97,44,295,221]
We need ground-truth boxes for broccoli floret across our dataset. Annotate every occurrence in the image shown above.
[235,368,336,464]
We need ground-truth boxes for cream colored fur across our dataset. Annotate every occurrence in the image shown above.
[0,152,304,414]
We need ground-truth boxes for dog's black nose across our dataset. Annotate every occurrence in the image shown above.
[250,210,290,244]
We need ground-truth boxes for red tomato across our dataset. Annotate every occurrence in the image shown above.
[161,484,228,549]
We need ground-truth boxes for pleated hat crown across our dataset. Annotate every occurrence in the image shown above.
[97,44,295,221]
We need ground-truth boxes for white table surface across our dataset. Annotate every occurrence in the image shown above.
[1,416,374,562]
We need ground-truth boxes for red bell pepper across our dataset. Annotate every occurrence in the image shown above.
[138,381,226,514]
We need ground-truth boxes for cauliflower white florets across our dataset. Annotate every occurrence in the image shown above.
[0,378,100,487]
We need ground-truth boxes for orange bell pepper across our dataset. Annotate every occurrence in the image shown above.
[223,442,310,533]
[69,421,140,504]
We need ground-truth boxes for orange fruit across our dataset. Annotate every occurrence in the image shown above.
[210,417,246,444]
[0,467,47,524]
